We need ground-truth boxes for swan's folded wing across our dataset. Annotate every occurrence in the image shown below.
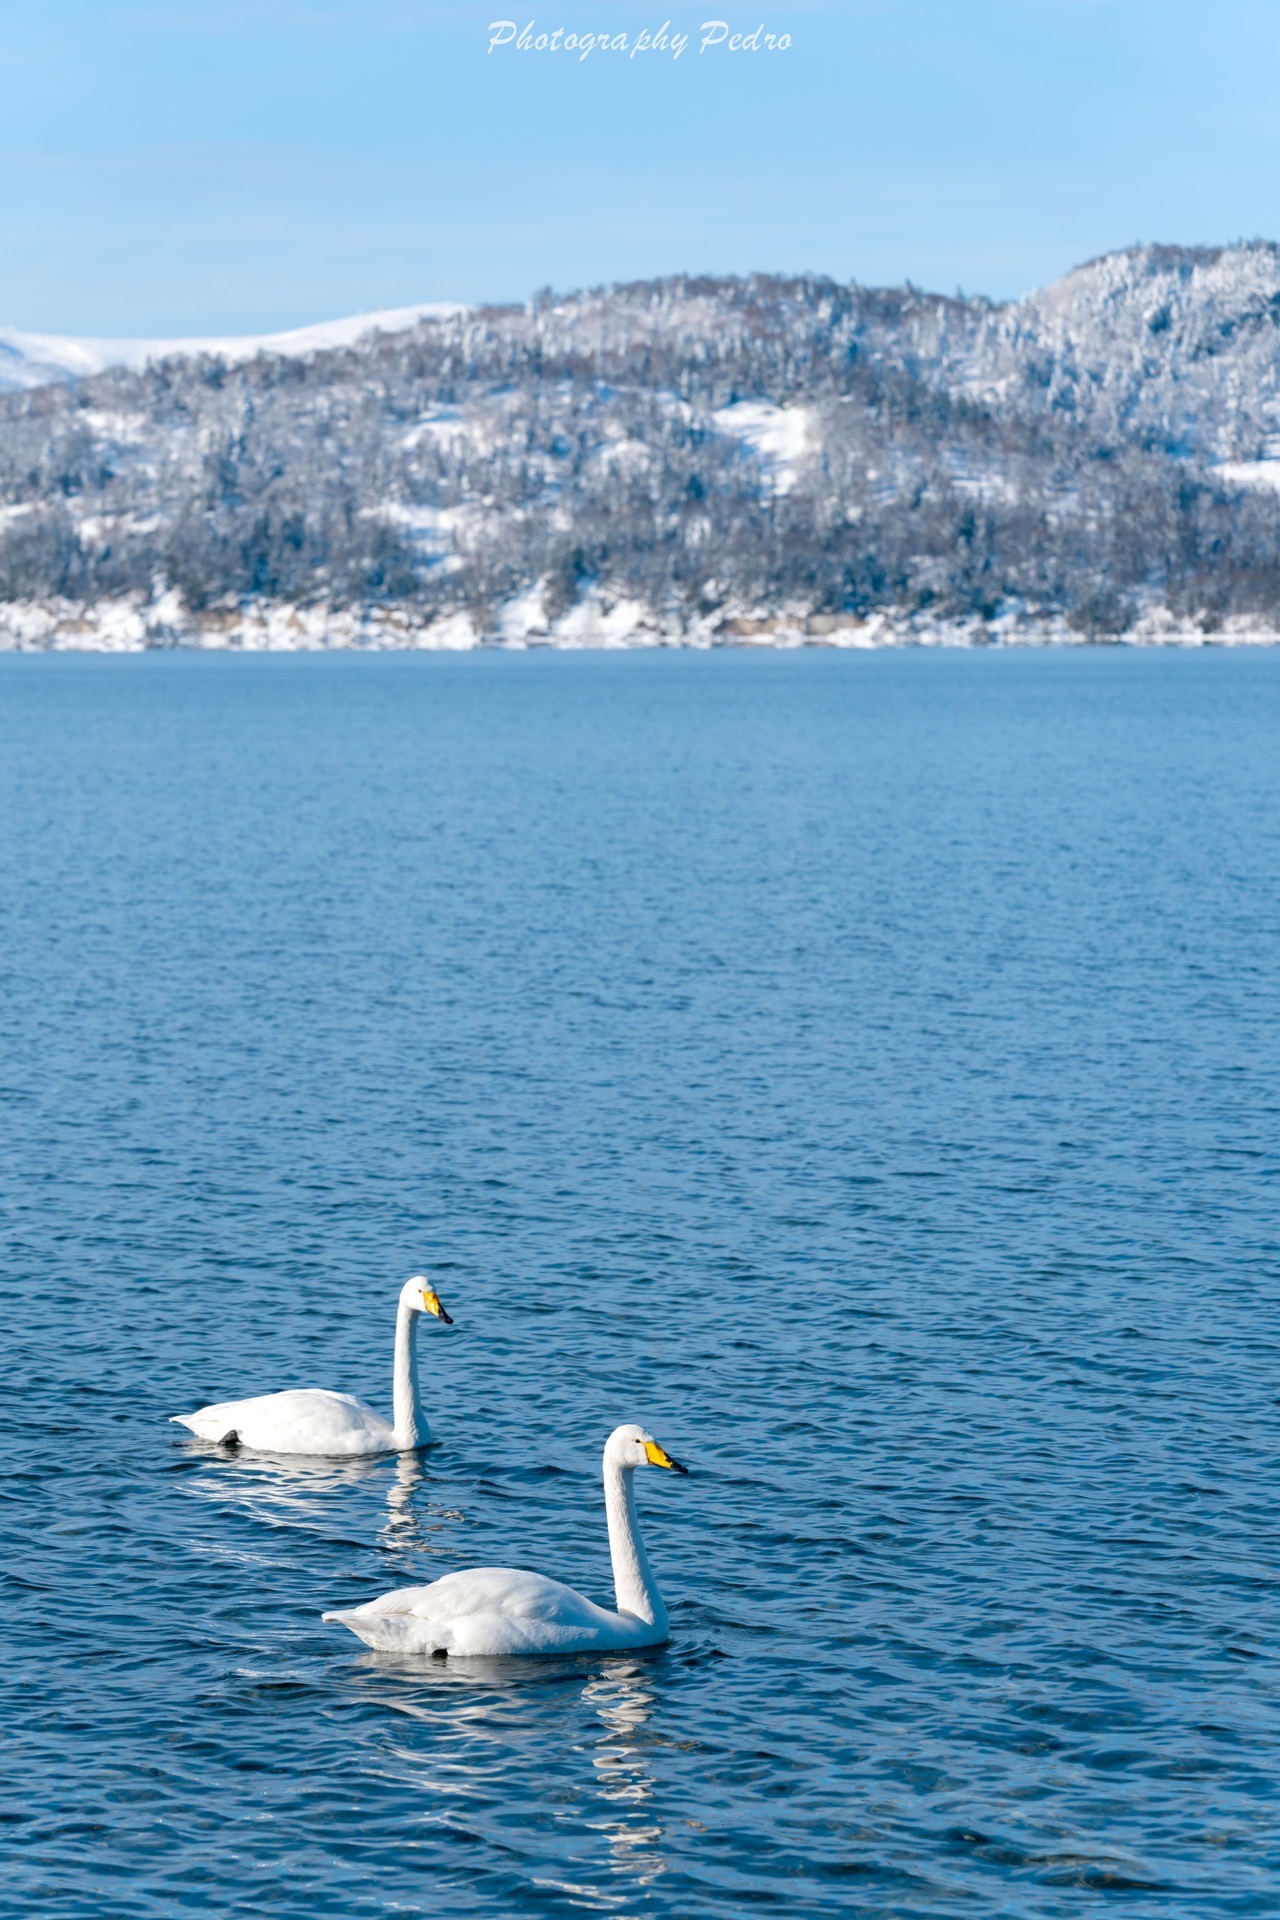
[253,1390,390,1452]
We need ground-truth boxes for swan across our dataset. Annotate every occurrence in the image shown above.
[323,1424,689,1656]
[170,1276,453,1456]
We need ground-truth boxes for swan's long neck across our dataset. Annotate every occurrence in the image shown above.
[604,1460,668,1633]
[391,1302,428,1448]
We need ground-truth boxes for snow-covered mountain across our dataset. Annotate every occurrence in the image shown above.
[12,242,1280,453]
[4,244,1280,649]
[0,304,465,394]
[978,243,1280,464]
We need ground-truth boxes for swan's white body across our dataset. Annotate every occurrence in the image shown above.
[324,1424,688,1657]
[170,1278,451,1457]
[172,1387,402,1457]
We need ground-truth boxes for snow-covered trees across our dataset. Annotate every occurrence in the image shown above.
[4,246,1280,637]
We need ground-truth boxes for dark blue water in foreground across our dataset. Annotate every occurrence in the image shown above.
[2,648,1280,1918]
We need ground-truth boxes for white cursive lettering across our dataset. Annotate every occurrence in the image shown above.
[486,19,790,60]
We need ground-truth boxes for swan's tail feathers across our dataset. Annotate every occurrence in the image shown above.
[170,1410,227,1440]
[323,1608,389,1649]
[171,1408,240,1443]
[322,1608,444,1654]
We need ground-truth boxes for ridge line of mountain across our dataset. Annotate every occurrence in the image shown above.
[6,240,1280,648]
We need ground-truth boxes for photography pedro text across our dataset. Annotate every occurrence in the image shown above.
[487,19,792,60]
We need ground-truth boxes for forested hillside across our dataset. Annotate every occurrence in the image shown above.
[4,244,1280,646]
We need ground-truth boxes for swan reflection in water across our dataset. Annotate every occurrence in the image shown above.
[380,1451,466,1555]
[178,1441,390,1539]
[583,1661,667,1893]
[177,1443,464,1560]
[343,1650,672,1906]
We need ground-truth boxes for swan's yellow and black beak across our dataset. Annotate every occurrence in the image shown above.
[643,1439,689,1474]
[420,1288,453,1324]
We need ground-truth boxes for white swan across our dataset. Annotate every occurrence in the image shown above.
[170,1276,453,1456]
[323,1424,689,1656]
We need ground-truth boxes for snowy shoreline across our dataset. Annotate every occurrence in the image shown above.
[1,595,1277,653]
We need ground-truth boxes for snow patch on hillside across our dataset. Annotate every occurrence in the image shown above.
[713,401,813,490]
[1214,459,1280,493]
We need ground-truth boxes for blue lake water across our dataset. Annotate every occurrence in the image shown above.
[2,646,1280,1917]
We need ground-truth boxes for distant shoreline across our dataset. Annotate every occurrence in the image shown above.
[3,598,1278,654]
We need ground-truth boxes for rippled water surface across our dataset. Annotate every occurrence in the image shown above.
[3,648,1280,1917]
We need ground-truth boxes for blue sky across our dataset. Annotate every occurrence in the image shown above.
[3,1,1280,334]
